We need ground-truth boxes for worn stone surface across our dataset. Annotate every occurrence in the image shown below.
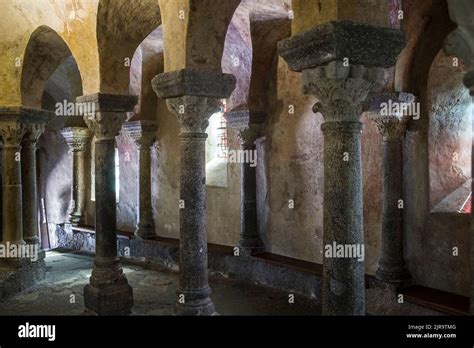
[445,0,474,314]
[302,64,385,315]
[366,94,412,283]
[291,0,400,35]
[374,117,410,283]
[21,123,45,244]
[428,51,471,209]
[61,127,90,225]
[152,69,236,99]
[158,0,240,72]
[0,118,26,245]
[278,21,406,72]
[0,259,46,301]
[3,0,473,312]
[21,247,444,316]
[166,96,221,316]
[237,123,265,255]
[0,251,322,316]
[124,121,158,240]
[81,93,135,315]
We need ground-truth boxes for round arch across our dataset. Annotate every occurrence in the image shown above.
[21,25,80,109]
[96,0,162,94]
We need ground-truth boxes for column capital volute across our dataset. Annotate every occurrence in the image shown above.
[123,120,158,149]
[77,93,137,140]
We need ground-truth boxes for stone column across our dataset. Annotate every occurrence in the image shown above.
[78,93,137,315]
[445,0,474,314]
[124,120,158,240]
[0,107,54,252]
[0,142,2,241]
[367,93,414,283]
[225,109,265,255]
[237,124,265,255]
[278,21,405,315]
[0,118,26,245]
[61,127,90,226]
[153,69,236,315]
[21,123,45,245]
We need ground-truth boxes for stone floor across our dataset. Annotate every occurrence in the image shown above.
[0,250,440,316]
[0,250,321,316]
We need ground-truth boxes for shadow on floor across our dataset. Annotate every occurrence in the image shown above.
[0,249,321,316]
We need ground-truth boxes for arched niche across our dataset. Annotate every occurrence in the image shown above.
[428,50,471,212]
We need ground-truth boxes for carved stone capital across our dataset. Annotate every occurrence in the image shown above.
[0,107,55,146]
[22,123,45,147]
[373,117,409,141]
[237,123,261,146]
[166,96,222,133]
[445,0,474,94]
[77,93,137,140]
[0,120,26,147]
[365,92,416,140]
[124,120,158,150]
[61,127,90,152]
[84,112,126,140]
[303,63,384,122]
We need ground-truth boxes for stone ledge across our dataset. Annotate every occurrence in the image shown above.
[76,93,138,113]
[53,224,321,299]
[278,20,406,72]
[53,225,463,314]
[123,120,159,135]
[152,68,236,99]
[0,106,55,124]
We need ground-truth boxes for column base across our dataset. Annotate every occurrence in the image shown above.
[36,249,46,262]
[175,287,217,316]
[238,238,265,256]
[67,214,81,226]
[84,258,133,315]
[0,240,32,268]
[84,283,133,315]
[24,236,40,245]
[0,257,31,269]
[134,223,157,240]
[376,262,411,283]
